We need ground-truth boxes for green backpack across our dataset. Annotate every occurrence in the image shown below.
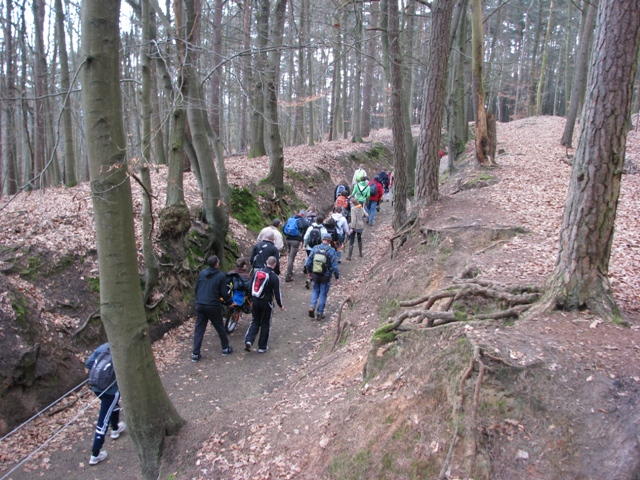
[312,245,330,274]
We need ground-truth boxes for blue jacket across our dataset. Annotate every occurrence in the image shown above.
[305,243,339,283]
[85,343,118,395]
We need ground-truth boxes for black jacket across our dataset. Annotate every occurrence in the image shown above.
[250,240,281,275]
[195,267,231,307]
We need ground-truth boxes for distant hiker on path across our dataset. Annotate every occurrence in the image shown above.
[347,198,368,261]
[330,207,349,263]
[250,230,281,275]
[192,255,233,362]
[352,164,368,186]
[366,176,384,225]
[305,233,340,320]
[85,343,126,466]
[257,219,284,252]
[334,179,351,201]
[283,210,310,282]
[352,176,371,206]
[244,256,284,353]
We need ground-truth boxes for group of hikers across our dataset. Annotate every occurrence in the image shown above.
[191,164,393,361]
[83,165,392,466]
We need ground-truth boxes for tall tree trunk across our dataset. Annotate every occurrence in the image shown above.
[470,0,495,167]
[415,0,456,205]
[81,2,184,479]
[328,13,342,142]
[2,0,18,195]
[55,0,77,187]
[447,0,469,170]
[240,0,251,152]
[33,0,47,188]
[536,0,554,115]
[380,0,391,128]
[388,0,408,230]
[183,0,228,260]
[140,0,159,303]
[292,0,306,146]
[209,0,223,136]
[560,0,597,147]
[401,0,416,189]
[351,1,363,143]
[249,0,268,158]
[542,0,640,318]
[360,1,378,138]
[306,12,315,147]
[263,0,287,192]
[527,0,542,117]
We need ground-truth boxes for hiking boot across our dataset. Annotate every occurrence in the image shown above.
[244,342,252,352]
[316,312,325,320]
[110,422,126,439]
[89,450,108,465]
[258,346,269,353]
[304,279,310,289]
[285,276,293,282]
[346,245,353,261]
[358,242,363,257]
[308,308,315,318]
[222,346,233,356]
[191,354,200,363]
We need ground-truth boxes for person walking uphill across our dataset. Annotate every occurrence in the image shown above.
[250,230,281,275]
[347,198,368,261]
[244,256,284,353]
[305,233,339,320]
[192,255,233,362]
[85,343,126,466]
[283,210,309,282]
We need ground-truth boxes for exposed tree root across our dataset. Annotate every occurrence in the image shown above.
[332,297,353,351]
[73,309,101,337]
[390,216,419,259]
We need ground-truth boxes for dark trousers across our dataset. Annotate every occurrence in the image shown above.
[244,299,273,350]
[92,391,120,456]
[193,304,229,356]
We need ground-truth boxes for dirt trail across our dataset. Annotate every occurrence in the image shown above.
[4,202,391,480]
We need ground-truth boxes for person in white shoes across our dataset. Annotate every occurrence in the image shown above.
[85,343,126,465]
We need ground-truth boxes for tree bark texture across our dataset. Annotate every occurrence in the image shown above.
[388,0,408,229]
[361,1,378,138]
[544,0,640,316]
[415,0,456,205]
[81,1,184,478]
[536,0,554,115]
[2,0,18,195]
[248,0,268,158]
[560,0,597,147]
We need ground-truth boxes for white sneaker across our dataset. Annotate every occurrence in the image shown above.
[110,422,126,439]
[89,450,108,465]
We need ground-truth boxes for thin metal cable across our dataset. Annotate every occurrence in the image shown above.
[0,379,88,444]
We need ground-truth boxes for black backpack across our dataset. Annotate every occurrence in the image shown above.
[323,219,339,244]
[88,347,116,391]
[308,225,322,248]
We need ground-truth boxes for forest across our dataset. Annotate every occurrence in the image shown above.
[1,0,640,478]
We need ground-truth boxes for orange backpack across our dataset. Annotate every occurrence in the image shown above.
[335,195,349,210]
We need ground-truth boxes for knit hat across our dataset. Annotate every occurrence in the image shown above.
[322,233,332,241]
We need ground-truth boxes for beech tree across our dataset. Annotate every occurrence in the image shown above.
[541,0,640,317]
[81,1,184,478]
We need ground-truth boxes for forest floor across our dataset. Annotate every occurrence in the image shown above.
[1,117,640,479]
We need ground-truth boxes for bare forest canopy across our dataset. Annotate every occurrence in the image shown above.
[0,0,632,195]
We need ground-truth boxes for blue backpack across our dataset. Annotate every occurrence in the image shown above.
[283,216,300,237]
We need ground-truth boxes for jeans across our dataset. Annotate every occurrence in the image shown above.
[285,238,301,279]
[92,391,121,456]
[193,304,229,355]
[310,279,331,315]
[366,200,378,224]
[244,298,273,350]
[349,230,363,246]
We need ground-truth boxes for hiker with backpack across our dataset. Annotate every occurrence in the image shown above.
[227,257,251,305]
[334,180,350,201]
[85,342,126,466]
[353,176,371,206]
[346,198,368,261]
[283,210,309,282]
[304,233,340,320]
[330,207,349,263]
[244,256,283,353]
[303,215,328,289]
[377,170,390,194]
[192,255,234,362]
[256,218,284,252]
[250,230,281,275]
[334,190,351,221]
[366,176,384,225]
[351,164,368,186]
